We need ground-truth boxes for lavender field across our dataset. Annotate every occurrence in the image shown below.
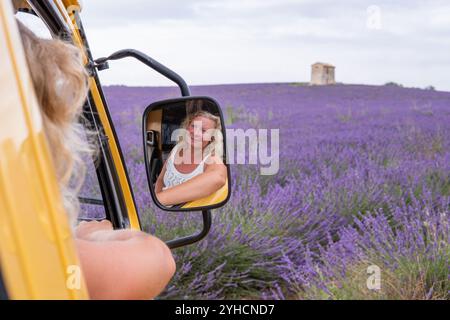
[88,83,450,299]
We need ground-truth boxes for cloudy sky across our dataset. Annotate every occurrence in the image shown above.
[21,0,450,90]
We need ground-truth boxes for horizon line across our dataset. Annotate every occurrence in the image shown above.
[101,81,449,92]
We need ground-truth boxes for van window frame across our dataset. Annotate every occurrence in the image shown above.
[0,269,8,300]
[18,1,135,228]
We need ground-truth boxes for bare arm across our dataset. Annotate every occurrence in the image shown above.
[156,155,227,206]
[74,221,175,300]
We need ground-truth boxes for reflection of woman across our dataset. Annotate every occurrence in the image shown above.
[155,111,227,206]
[18,21,175,299]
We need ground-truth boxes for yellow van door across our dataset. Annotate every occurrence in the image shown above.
[0,0,88,299]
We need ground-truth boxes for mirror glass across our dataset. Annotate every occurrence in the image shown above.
[143,97,230,211]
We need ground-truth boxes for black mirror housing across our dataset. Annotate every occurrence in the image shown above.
[143,96,231,212]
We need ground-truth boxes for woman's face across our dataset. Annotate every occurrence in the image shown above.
[187,116,216,149]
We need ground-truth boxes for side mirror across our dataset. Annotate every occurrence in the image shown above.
[93,48,227,248]
[143,96,231,212]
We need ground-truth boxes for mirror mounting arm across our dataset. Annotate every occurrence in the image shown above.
[94,49,191,97]
[165,210,212,250]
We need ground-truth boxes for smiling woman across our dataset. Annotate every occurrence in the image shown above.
[17,17,176,300]
[155,110,227,207]
[143,97,230,213]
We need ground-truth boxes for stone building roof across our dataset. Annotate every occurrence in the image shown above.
[312,62,335,68]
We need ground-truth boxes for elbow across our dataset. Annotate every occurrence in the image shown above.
[214,172,227,190]
[116,236,176,300]
[76,236,176,300]
[156,191,170,206]
[147,234,176,274]
[160,239,176,279]
[141,236,176,298]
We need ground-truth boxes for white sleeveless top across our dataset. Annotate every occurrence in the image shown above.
[163,144,211,190]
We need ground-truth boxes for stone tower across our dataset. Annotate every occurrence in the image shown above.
[310,62,336,85]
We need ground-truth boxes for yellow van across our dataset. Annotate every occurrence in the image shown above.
[0,0,230,299]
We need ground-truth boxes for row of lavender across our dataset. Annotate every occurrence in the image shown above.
[102,83,449,299]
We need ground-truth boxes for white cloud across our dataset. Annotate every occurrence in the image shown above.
[77,0,450,91]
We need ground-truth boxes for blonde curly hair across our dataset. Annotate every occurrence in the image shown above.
[18,20,96,226]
